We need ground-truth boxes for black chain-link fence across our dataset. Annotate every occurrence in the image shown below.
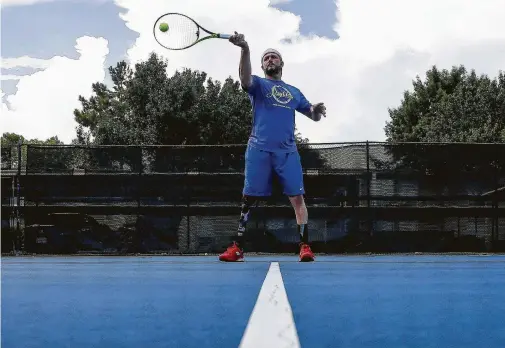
[2,142,504,254]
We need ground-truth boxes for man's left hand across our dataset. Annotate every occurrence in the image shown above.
[311,102,326,119]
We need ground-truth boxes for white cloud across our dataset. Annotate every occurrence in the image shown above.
[1,36,109,143]
[1,75,22,81]
[112,0,505,143]
[4,0,504,144]
[1,56,52,69]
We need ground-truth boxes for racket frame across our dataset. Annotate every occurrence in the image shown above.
[153,12,231,50]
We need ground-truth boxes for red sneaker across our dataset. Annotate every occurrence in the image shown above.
[218,242,244,262]
[299,243,315,262]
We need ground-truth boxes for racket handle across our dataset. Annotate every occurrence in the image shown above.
[219,34,231,39]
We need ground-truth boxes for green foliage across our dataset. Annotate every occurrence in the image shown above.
[72,52,326,172]
[74,60,133,145]
[377,65,505,192]
[1,133,64,146]
[385,65,505,143]
[73,52,313,147]
[73,53,253,146]
[1,133,66,171]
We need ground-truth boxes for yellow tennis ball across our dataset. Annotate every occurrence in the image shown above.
[159,23,169,32]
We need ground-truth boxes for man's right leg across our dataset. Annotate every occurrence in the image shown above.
[236,195,256,247]
[218,195,257,262]
[219,146,272,262]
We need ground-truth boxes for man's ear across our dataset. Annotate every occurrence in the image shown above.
[280,61,284,68]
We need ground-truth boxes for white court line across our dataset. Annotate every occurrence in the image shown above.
[239,262,301,348]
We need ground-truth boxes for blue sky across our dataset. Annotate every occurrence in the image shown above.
[275,0,338,39]
[2,0,505,144]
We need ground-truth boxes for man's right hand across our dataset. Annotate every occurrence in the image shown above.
[231,31,252,89]
[229,31,248,49]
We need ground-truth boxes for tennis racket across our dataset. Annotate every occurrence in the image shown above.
[153,13,232,50]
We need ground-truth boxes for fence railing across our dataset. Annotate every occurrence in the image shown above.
[2,142,505,254]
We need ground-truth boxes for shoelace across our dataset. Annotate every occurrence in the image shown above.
[226,242,239,253]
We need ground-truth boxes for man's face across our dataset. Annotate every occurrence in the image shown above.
[262,53,283,76]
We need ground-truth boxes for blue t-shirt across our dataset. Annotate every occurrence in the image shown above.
[243,75,312,153]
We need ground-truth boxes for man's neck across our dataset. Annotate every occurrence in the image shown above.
[265,74,282,81]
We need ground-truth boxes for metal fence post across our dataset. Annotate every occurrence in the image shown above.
[138,146,142,209]
[492,153,499,249]
[366,141,372,237]
[16,140,22,251]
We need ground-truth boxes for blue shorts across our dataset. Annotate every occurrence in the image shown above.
[243,145,305,197]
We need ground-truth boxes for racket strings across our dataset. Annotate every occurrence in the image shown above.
[155,15,200,50]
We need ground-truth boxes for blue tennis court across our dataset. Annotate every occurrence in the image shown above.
[2,255,504,348]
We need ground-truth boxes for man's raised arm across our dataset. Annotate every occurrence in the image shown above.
[229,31,252,89]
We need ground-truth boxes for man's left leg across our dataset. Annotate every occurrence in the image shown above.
[288,194,308,244]
[273,151,315,262]
[288,194,314,261]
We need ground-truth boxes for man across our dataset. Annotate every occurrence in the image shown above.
[219,32,326,262]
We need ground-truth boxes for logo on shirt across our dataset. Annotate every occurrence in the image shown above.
[267,85,293,105]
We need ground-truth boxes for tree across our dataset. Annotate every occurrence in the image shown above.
[73,52,327,173]
[73,53,252,146]
[1,133,64,146]
[385,65,505,143]
[0,133,21,170]
[377,65,505,194]
[73,60,133,145]
[1,133,69,172]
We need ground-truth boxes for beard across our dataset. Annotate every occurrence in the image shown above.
[265,64,282,77]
